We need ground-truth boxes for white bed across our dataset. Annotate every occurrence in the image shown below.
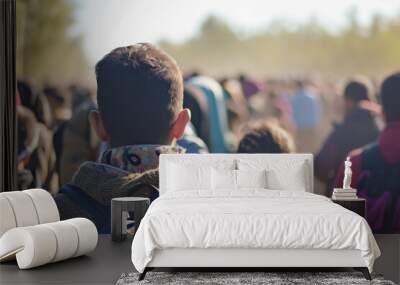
[131,154,380,280]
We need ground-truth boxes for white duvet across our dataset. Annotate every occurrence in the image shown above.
[131,190,380,273]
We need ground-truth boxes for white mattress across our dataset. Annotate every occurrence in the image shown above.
[131,190,380,273]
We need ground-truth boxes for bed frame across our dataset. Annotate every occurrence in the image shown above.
[139,154,372,281]
[139,248,371,280]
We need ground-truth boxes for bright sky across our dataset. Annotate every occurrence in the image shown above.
[72,0,399,63]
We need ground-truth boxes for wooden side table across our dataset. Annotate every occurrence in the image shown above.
[331,198,366,218]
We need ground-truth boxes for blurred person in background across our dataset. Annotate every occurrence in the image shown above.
[42,86,73,185]
[58,102,100,186]
[187,76,235,152]
[176,124,209,154]
[69,84,95,113]
[183,85,210,147]
[17,99,38,190]
[17,80,53,129]
[238,74,264,99]
[237,120,295,153]
[60,79,209,187]
[55,86,97,186]
[291,79,321,153]
[335,72,400,233]
[43,85,72,129]
[266,79,296,134]
[54,43,192,232]
[221,78,250,134]
[315,77,381,193]
[16,91,57,191]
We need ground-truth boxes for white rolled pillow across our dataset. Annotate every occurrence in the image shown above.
[0,196,17,237]
[0,189,60,238]
[1,191,40,227]
[23,189,60,224]
[0,189,98,269]
[64,218,98,257]
[0,225,57,268]
[0,218,98,269]
[42,221,79,262]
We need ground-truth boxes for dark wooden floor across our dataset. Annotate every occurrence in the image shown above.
[3,234,396,284]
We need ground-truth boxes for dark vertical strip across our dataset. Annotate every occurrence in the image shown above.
[0,0,17,192]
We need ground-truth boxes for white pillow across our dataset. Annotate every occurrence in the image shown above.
[238,159,307,191]
[211,169,267,190]
[267,167,306,191]
[236,169,267,189]
[166,159,236,192]
[167,163,211,191]
[211,168,236,190]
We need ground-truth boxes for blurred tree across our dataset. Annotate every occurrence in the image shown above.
[16,0,91,84]
[161,11,400,79]
[199,15,237,44]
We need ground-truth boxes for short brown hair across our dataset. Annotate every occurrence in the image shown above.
[95,43,183,146]
[381,72,400,122]
[237,120,295,153]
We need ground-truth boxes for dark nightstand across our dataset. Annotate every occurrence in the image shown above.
[331,198,366,218]
[111,197,150,242]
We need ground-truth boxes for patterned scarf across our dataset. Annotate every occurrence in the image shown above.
[100,144,185,173]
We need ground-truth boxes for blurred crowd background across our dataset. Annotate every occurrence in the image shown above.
[15,0,400,196]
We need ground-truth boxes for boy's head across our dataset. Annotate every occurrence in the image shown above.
[91,43,189,147]
[343,77,372,113]
[237,120,295,154]
[381,72,400,123]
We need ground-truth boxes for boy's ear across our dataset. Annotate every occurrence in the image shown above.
[89,110,109,142]
[170,108,191,140]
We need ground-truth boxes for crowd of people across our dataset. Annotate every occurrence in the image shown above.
[16,43,400,234]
